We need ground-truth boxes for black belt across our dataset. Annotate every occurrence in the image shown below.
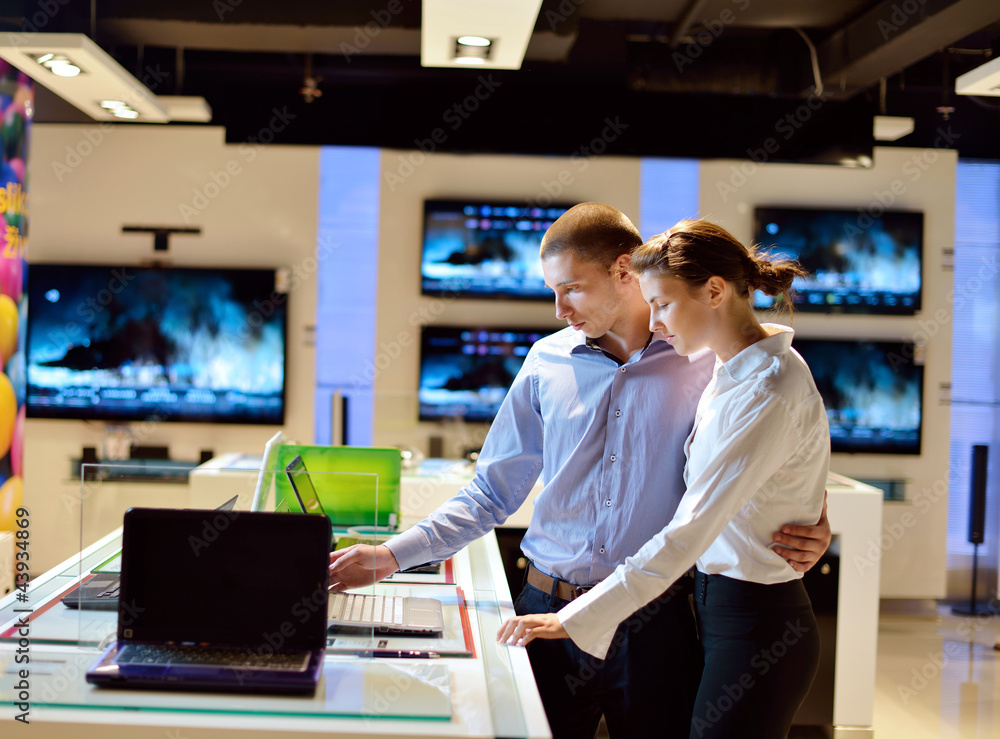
[525,562,593,601]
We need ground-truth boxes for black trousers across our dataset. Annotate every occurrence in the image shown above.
[690,572,821,739]
[515,577,701,739]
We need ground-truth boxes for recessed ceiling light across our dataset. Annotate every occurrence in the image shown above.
[457,36,491,47]
[49,62,82,78]
[33,52,85,77]
[99,100,127,109]
[455,57,486,65]
[112,108,140,119]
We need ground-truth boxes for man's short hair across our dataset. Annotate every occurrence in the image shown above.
[540,203,643,270]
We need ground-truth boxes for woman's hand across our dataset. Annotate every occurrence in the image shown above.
[496,613,568,647]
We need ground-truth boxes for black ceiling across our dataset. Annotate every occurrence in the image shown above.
[5,0,1000,162]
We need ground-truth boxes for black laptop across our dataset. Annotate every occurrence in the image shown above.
[62,495,240,610]
[86,507,331,695]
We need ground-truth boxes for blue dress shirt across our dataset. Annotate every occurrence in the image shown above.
[386,327,715,585]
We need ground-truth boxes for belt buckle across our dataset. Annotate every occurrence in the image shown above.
[570,585,592,601]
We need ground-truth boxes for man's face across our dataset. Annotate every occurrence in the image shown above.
[541,251,627,339]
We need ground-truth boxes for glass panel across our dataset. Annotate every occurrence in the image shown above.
[0,444,539,728]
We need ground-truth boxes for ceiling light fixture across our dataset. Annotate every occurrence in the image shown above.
[873,115,915,141]
[955,54,1000,97]
[0,32,211,123]
[422,0,542,69]
[457,36,492,48]
[454,37,493,63]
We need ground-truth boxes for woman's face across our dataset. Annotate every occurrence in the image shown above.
[639,272,714,356]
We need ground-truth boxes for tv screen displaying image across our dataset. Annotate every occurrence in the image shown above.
[793,338,923,455]
[753,207,923,315]
[419,326,555,422]
[421,200,572,300]
[26,264,287,425]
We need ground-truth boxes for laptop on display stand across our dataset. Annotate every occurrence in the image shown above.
[62,494,240,611]
[86,507,331,695]
[285,455,445,636]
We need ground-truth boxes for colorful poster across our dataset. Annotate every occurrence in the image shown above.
[0,62,29,532]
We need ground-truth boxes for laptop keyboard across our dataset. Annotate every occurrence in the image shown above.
[116,644,311,671]
[329,593,404,627]
[97,581,121,599]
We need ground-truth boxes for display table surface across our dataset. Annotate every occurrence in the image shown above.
[0,525,551,738]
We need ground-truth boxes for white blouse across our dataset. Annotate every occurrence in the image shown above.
[559,325,830,659]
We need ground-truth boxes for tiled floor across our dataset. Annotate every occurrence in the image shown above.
[871,602,999,738]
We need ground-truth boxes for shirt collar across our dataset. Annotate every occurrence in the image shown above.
[579,331,655,366]
[719,323,794,383]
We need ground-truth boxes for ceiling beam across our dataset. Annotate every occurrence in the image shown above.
[811,0,1000,98]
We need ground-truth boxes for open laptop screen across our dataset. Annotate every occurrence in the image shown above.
[118,509,331,650]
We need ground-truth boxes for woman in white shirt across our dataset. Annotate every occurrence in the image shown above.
[498,219,830,738]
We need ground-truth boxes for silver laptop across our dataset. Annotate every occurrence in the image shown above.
[285,455,445,636]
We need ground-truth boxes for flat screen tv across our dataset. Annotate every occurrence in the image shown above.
[419,326,555,422]
[420,200,572,300]
[26,264,287,425]
[792,338,923,455]
[753,207,923,314]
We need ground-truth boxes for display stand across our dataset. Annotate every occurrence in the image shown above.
[0,456,549,738]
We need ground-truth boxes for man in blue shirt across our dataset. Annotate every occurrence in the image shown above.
[330,203,831,739]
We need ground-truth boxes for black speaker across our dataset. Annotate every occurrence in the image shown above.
[968,444,988,545]
[199,449,214,464]
[953,444,993,616]
[428,435,443,458]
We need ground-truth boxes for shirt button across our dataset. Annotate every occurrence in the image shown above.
[615,410,621,417]
[610,454,616,462]
[620,367,626,373]
[599,547,606,554]
[605,499,612,507]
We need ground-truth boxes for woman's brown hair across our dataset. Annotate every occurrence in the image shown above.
[630,219,807,308]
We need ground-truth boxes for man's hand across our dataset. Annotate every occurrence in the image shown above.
[773,490,831,573]
[328,544,399,591]
[496,613,568,647]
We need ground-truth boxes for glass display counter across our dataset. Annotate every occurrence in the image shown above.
[0,462,550,738]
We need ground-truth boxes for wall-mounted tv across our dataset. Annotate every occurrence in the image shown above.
[753,207,923,315]
[26,264,287,425]
[419,326,555,422]
[792,338,923,455]
[421,200,572,300]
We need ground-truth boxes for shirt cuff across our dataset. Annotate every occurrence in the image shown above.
[557,573,639,660]
[384,528,433,572]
